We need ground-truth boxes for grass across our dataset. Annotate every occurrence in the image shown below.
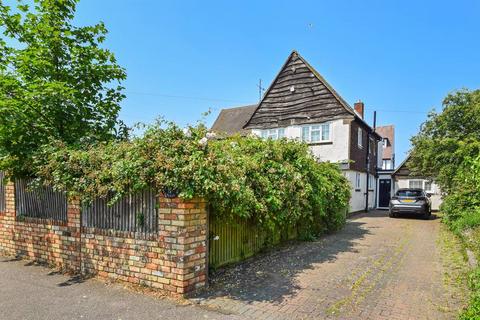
[438,211,480,319]
[458,226,480,319]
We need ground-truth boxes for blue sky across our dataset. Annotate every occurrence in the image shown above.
[73,0,480,164]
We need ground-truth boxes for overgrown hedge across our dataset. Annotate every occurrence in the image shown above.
[33,120,351,235]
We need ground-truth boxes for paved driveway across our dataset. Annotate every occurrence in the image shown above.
[0,211,467,320]
[194,210,468,319]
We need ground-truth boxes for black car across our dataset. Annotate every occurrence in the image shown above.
[389,188,432,219]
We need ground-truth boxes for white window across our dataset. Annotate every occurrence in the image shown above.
[301,123,331,143]
[382,159,392,170]
[369,175,374,189]
[355,172,361,190]
[408,179,423,189]
[358,128,363,148]
[382,138,388,148]
[260,128,285,140]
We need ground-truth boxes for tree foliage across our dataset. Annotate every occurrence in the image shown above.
[409,89,480,229]
[0,0,127,177]
[34,120,351,233]
[409,89,480,194]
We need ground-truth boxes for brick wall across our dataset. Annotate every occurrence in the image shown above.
[0,181,208,296]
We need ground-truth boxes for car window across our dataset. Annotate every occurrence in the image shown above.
[396,190,423,197]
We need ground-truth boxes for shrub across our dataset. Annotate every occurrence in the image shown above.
[34,119,351,233]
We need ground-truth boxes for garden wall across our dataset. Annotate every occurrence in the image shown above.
[0,181,207,296]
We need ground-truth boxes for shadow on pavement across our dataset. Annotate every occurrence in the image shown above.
[194,218,370,304]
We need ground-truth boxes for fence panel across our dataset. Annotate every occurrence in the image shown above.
[0,172,5,212]
[209,213,299,269]
[82,189,158,233]
[15,179,68,221]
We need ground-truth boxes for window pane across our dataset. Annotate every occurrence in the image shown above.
[261,130,267,138]
[311,130,320,142]
[278,128,285,138]
[267,129,277,139]
[321,124,330,141]
[358,128,363,147]
[302,127,309,142]
[408,180,423,189]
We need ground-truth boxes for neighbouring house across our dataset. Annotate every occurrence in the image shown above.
[212,50,386,213]
[376,125,395,209]
[376,125,395,170]
[392,154,443,210]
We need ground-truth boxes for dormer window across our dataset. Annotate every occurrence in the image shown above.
[302,123,331,143]
[260,128,285,140]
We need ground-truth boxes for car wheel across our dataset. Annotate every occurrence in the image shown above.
[389,212,396,218]
[422,212,430,220]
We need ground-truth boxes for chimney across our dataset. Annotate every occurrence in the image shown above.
[354,100,364,119]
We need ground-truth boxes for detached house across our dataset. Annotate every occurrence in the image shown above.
[212,51,385,212]
[392,154,443,210]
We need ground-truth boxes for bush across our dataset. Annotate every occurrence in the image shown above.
[34,119,351,233]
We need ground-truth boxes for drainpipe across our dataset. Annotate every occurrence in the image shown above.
[365,133,370,213]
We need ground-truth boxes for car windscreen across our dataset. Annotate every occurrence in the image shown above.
[396,190,423,197]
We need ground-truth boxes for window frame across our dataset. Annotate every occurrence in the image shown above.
[408,179,424,189]
[357,127,363,148]
[382,159,392,170]
[355,172,361,190]
[301,122,331,143]
[382,138,388,149]
[260,128,285,140]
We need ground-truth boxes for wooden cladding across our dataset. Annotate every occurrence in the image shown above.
[245,52,353,129]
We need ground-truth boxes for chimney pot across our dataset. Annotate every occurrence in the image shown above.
[354,101,364,119]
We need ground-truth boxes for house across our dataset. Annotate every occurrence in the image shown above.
[392,154,443,210]
[376,125,395,170]
[212,50,385,213]
[376,125,395,209]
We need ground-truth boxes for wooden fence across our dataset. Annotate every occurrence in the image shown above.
[208,213,298,269]
[82,189,158,233]
[0,172,5,212]
[14,179,68,221]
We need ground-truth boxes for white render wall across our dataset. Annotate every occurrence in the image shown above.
[252,119,380,213]
[251,119,350,163]
[344,170,376,212]
[394,178,443,210]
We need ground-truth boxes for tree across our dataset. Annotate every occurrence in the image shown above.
[0,0,127,177]
[409,89,480,194]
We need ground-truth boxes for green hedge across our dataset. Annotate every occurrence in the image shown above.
[33,120,351,233]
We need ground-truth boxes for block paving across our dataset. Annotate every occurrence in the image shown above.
[194,211,468,319]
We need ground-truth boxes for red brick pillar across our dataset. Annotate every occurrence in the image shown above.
[67,197,81,271]
[158,197,208,295]
[0,181,16,255]
[4,181,15,216]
